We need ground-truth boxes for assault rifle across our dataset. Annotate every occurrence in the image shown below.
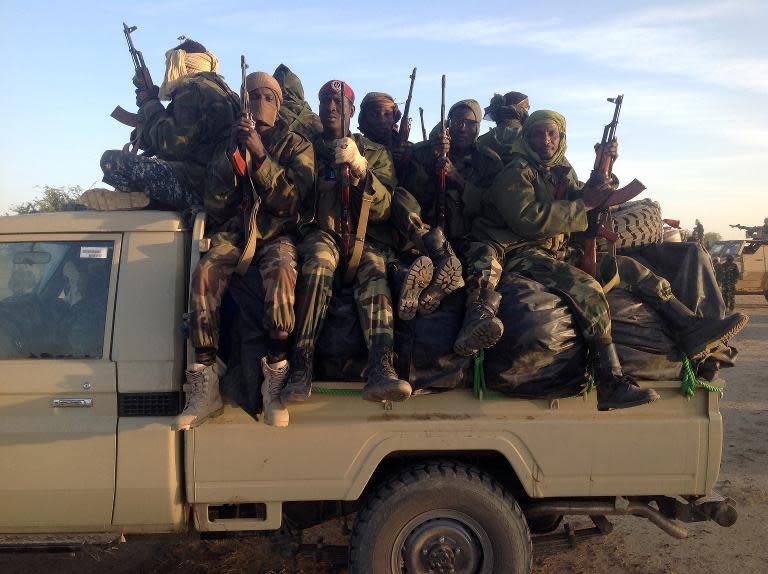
[578,95,645,277]
[234,55,261,275]
[436,75,447,230]
[111,22,153,128]
[340,82,352,261]
[419,107,427,142]
[398,68,417,147]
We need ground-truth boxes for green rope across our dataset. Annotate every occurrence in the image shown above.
[680,356,723,398]
[473,349,488,400]
[311,385,363,396]
[586,370,596,394]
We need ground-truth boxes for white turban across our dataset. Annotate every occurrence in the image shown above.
[158,49,219,101]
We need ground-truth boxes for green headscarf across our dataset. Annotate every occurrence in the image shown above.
[512,109,567,168]
[448,99,482,124]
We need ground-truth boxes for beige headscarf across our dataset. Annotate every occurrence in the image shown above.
[158,49,220,100]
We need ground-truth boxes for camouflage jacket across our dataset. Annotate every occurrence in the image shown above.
[206,120,315,241]
[302,134,396,248]
[137,72,241,200]
[476,120,523,166]
[399,141,502,243]
[719,262,740,286]
[471,155,587,254]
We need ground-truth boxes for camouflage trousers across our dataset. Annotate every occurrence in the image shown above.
[293,229,396,350]
[100,150,199,211]
[189,234,298,350]
[722,285,736,311]
[465,243,674,345]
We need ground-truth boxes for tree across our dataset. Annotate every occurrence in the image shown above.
[703,232,722,249]
[9,185,83,214]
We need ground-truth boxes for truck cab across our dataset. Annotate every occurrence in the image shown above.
[0,211,737,573]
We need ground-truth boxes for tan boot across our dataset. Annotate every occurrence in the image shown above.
[79,188,149,211]
[172,363,224,431]
[261,357,290,428]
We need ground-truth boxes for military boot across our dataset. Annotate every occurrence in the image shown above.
[172,363,225,431]
[418,227,465,314]
[594,343,660,411]
[453,288,505,356]
[652,298,748,361]
[391,257,434,321]
[362,346,412,402]
[78,188,149,211]
[261,357,289,427]
[280,347,314,403]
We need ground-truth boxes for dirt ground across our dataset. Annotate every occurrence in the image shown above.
[1,295,766,574]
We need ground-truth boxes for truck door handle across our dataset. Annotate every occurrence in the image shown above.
[52,398,93,408]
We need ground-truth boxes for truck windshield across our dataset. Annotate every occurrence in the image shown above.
[0,241,113,360]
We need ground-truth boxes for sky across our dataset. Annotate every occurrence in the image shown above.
[0,0,766,238]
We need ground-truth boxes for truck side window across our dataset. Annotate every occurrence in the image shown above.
[0,241,114,360]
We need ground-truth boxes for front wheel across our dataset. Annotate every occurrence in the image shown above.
[349,461,532,574]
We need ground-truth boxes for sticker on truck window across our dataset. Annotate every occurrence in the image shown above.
[80,246,109,259]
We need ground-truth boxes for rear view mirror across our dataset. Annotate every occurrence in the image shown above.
[13,251,52,265]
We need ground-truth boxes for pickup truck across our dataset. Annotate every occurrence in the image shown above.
[0,210,737,574]
[710,239,768,301]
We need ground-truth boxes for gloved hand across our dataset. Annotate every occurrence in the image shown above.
[135,84,160,107]
[335,137,368,181]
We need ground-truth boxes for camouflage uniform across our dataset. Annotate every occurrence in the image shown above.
[102,72,240,210]
[469,154,673,345]
[189,121,314,353]
[720,259,739,311]
[293,134,397,350]
[393,138,502,255]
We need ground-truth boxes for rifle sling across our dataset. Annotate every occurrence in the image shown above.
[235,148,260,276]
[343,192,374,284]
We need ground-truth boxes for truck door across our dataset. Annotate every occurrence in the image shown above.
[0,236,120,532]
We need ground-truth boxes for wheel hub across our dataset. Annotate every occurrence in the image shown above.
[402,518,481,573]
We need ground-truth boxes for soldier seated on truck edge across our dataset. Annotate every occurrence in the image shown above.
[462,109,748,410]
[175,71,314,430]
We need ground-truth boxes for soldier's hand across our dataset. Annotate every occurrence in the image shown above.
[594,139,619,163]
[391,141,410,164]
[135,85,159,107]
[431,132,450,161]
[582,182,615,210]
[443,158,466,189]
[335,137,368,181]
[236,118,267,160]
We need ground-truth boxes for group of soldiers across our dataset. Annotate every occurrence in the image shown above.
[80,38,749,429]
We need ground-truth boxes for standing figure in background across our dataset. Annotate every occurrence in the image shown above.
[720,255,739,312]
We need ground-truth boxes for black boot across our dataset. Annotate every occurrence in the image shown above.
[653,298,748,361]
[453,288,505,356]
[362,346,412,402]
[391,257,434,321]
[418,227,465,315]
[594,343,660,411]
[280,347,314,403]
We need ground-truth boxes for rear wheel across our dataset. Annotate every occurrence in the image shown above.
[349,461,532,574]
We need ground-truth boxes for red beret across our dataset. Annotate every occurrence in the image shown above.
[318,80,355,104]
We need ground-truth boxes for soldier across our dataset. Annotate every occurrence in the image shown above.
[691,219,705,245]
[730,218,768,240]
[462,110,747,410]
[174,71,314,430]
[280,80,411,404]
[273,64,323,141]
[720,255,739,311]
[81,39,239,211]
[389,99,502,319]
[477,91,529,164]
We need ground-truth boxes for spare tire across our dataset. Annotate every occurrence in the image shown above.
[598,198,663,251]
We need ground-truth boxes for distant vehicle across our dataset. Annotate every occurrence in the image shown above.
[710,239,768,301]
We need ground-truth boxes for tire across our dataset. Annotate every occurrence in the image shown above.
[349,461,532,574]
[597,198,663,251]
